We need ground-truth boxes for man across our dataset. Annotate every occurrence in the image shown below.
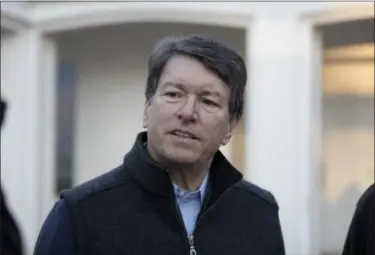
[342,183,375,255]
[1,99,23,255]
[34,35,285,255]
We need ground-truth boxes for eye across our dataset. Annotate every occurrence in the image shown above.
[202,99,219,107]
[165,91,181,98]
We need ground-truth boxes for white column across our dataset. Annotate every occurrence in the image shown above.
[38,36,58,228]
[244,15,319,255]
[1,29,57,254]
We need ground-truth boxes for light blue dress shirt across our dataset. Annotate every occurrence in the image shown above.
[172,173,209,235]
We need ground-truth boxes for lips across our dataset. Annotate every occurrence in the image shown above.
[169,129,199,140]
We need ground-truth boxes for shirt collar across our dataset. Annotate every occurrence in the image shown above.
[172,173,209,203]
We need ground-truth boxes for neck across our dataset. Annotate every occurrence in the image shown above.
[145,139,212,191]
[168,164,210,191]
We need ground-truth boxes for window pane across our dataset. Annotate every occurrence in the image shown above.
[56,62,76,194]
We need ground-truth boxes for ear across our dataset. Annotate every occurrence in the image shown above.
[221,119,238,146]
[143,100,151,129]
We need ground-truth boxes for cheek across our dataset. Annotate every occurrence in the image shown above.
[203,119,230,142]
[148,103,174,126]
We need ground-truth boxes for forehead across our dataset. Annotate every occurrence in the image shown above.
[159,55,229,94]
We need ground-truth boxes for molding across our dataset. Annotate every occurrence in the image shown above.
[33,6,251,33]
[1,14,29,32]
[1,3,32,32]
[300,2,374,26]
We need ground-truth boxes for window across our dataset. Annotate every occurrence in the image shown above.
[55,62,77,194]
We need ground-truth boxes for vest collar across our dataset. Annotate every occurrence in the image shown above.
[124,132,243,201]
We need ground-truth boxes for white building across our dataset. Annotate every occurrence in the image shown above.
[1,2,374,254]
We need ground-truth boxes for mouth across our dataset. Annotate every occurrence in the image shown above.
[168,129,199,140]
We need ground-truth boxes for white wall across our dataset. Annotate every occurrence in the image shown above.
[57,22,245,185]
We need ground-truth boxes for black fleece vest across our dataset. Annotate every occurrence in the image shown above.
[61,132,285,255]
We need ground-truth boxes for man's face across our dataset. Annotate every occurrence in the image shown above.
[143,55,237,166]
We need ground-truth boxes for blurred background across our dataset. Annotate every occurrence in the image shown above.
[1,1,374,255]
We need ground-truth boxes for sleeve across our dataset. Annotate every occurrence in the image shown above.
[1,189,23,255]
[33,199,78,255]
[342,184,375,255]
[342,204,363,255]
[273,202,286,255]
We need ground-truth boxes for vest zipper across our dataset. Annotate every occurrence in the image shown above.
[173,199,192,255]
[175,205,198,255]
[188,234,197,255]
[174,183,238,255]
[188,185,237,255]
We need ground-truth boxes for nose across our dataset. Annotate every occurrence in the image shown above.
[176,96,198,123]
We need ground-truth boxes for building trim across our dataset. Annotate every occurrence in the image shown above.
[1,12,31,33]
[1,2,32,32]
[36,8,251,33]
[300,3,374,25]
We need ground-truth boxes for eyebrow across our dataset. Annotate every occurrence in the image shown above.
[200,90,222,98]
[161,82,185,91]
[161,82,223,100]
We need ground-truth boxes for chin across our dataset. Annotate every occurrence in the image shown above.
[163,148,201,165]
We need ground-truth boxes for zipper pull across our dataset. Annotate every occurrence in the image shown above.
[188,234,197,255]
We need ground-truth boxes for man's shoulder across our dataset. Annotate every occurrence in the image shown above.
[356,183,375,213]
[233,180,279,208]
[60,165,130,206]
[358,183,375,205]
